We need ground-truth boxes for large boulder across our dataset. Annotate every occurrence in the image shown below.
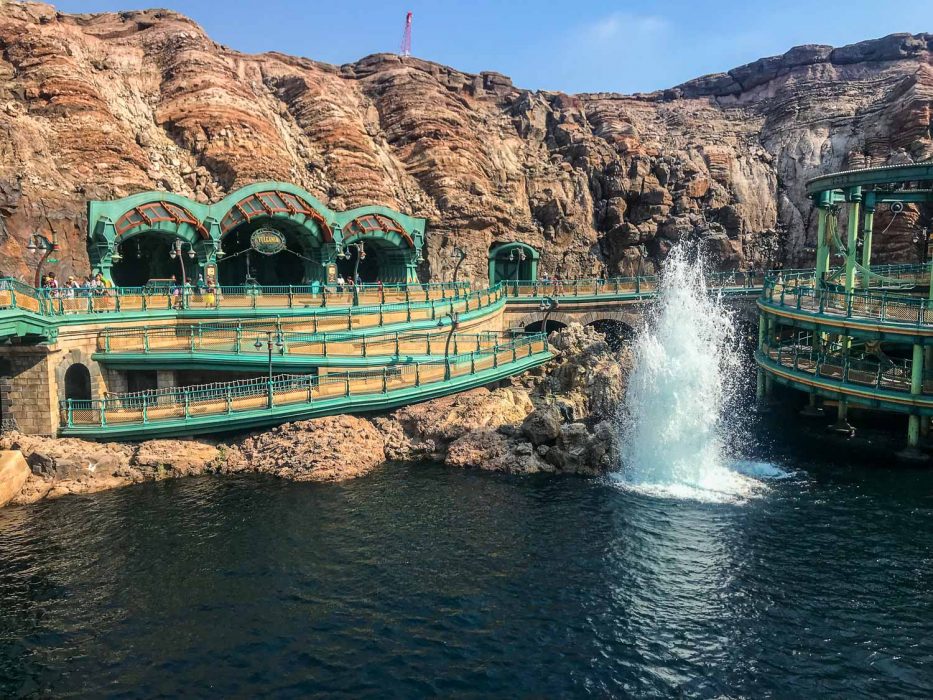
[445,429,553,474]
[0,451,29,507]
[390,387,534,445]
[540,323,631,422]
[543,421,618,476]
[0,433,134,480]
[133,439,222,477]
[521,405,563,446]
[227,415,386,482]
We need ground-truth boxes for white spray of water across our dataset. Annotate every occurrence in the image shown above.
[614,247,777,502]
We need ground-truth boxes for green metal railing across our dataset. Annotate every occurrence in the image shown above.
[98,326,516,360]
[761,264,933,327]
[760,341,931,394]
[61,332,551,429]
[0,268,775,320]
[500,269,774,299]
[10,280,469,316]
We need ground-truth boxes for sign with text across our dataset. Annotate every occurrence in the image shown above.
[250,228,286,255]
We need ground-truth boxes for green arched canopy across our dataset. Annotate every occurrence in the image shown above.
[86,182,428,286]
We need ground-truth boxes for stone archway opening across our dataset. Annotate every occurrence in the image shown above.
[112,233,198,288]
[64,363,92,402]
[218,222,309,287]
[587,319,635,351]
[524,319,568,335]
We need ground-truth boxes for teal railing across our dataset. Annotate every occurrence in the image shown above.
[0,267,778,319]
[762,272,933,327]
[98,326,516,359]
[760,340,930,394]
[61,332,551,429]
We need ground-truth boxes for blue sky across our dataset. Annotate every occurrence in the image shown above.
[54,0,933,93]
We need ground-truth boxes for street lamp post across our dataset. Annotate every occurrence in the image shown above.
[451,246,466,285]
[539,296,559,335]
[254,329,284,407]
[168,239,197,285]
[26,233,57,288]
[439,311,460,380]
[338,242,365,305]
[508,248,527,294]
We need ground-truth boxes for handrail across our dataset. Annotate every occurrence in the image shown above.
[0,265,779,323]
[761,272,933,328]
[761,341,932,394]
[61,332,552,428]
[97,326,517,360]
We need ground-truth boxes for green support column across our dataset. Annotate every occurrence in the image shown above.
[844,187,862,293]
[815,207,829,288]
[861,192,875,290]
[908,343,923,448]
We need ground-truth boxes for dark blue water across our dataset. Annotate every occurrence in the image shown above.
[1,447,932,697]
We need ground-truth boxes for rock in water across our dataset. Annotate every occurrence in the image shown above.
[227,416,386,482]
[0,451,29,507]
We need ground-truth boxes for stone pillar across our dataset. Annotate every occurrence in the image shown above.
[831,398,853,435]
[861,192,875,290]
[0,347,58,435]
[157,370,177,390]
[800,391,825,418]
[844,187,862,293]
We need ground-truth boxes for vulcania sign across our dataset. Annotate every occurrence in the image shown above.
[250,228,287,255]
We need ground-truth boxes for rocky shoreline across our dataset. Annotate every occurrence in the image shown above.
[0,325,631,508]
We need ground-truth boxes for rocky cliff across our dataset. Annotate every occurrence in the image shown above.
[1,2,932,281]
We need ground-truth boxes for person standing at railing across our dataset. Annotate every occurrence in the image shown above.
[171,275,183,310]
[204,275,217,308]
[553,273,563,296]
[44,272,59,299]
[64,276,78,299]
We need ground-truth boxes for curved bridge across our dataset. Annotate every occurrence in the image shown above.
[0,271,767,439]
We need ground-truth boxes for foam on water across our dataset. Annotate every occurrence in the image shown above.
[613,246,785,503]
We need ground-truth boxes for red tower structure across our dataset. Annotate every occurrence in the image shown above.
[400,12,412,57]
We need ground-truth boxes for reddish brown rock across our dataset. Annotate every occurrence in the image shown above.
[0,4,930,281]
[225,415,386,482]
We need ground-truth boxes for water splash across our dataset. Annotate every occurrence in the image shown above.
[614,247,781,502]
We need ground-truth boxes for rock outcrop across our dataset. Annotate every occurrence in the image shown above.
[0,323,629,506]
[0,451,29,507]
[0,3,932,282]
[224,415,385,482]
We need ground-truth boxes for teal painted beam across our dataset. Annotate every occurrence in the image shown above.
[806,163,933,196]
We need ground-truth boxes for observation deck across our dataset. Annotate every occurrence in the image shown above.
[757,161,933,453]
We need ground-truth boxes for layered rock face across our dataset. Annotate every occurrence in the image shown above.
[0,2,931,281]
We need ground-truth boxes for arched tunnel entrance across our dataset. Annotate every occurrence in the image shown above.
[217,223,309,287]
[336,239,409,284]
[111,234,199,288]
[64,363,92,402]
[524,320,567,335]
[587,319,635,351]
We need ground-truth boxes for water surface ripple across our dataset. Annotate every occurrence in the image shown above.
[1,456,932,697]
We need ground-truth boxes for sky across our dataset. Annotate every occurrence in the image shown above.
[52,0,933,94]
